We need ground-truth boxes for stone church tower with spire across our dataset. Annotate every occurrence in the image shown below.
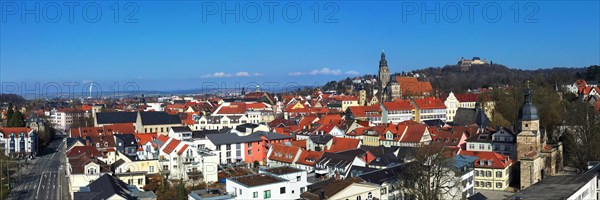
[378,51,391,100]
[516,84,564,189]
[377,51,402,102]
[517,85,545,189]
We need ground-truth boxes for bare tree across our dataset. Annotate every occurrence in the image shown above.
[561,102,600,173]
[401,144,462,200]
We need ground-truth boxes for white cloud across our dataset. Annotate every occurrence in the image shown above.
[289,68,359,76]
[310,68,342,75]
[345,71,360,75]
[202,71,263,78]
[235,72,250,77]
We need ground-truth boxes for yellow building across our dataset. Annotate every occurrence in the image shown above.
[461,151,513,191]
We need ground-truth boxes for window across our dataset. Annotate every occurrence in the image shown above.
[297,176,301,181]
[138,178,143,185]
[149,166,154,173]
[264,190,271,199]
[496,182,502,188]
[301,187,305,193]
[474,170,479,177]
[475,181,479,187]
[357,196,361,200]
[368,192,373,199]
[486,171,491,177]
[280,187,286,194]
[496,171,502,178]
[486,182,492,188]
[253,192,258,198]
[239,189,242,195]
[248,150,252,156]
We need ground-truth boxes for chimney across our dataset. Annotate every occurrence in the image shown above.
[319,190,325,200]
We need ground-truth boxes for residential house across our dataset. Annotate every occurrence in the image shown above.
[158,137,218,182]
[381,100,415,124]
[0,127,37,157]
[411,98,447,123]
[73,174,137,200]
[168,126,193,141]
[301,177,381,200]
[315,152,367,180]
[114,134,138,157]
[226,171,308,200]
[459,151,513,191]
[111,152,160,190]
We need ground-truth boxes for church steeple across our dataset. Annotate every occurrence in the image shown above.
[518,81,540,133]
[379,50,388,68]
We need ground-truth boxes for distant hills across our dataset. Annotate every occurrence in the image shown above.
[412,64,592,93]
[0,94,26,104]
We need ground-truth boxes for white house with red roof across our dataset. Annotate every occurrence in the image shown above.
[158,137,218,182]
[380,121,432,147]
[194,115,249,130]
[444,92,479,122]
[134,133,159,160]
[0,127,37,157]
[381,100,415,124]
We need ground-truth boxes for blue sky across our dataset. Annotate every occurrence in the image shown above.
[1,1,599,92]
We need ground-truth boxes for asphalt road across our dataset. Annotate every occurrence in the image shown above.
[6,135,67,200]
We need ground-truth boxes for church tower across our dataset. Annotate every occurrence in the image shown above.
[517,83,545,189]
[378,51,391,100]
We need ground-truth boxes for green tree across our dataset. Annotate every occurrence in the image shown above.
[176,178,186,200]
[10,110,25,127]
[5,103,14,127]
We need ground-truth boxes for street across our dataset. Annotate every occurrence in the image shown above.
[6,135,67,200]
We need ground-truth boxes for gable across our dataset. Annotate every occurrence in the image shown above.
[329,183,378,199]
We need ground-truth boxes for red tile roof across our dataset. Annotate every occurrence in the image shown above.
[459,151,512,169]
[412,97,446,109]
[177,144,189,155]
[296,150,324,166]
[67,146,103,158]
[454,93,479,102]
[0,127,33,138]
[157,135,169,143]
[104,123,135,134]
[318,114,343,125]
[268,144,301,164]
[327,137,361,153]
[348,105,382,118]
[383,100,414,111]
[397,123,428,143]
[162,138,181,154]
[135,133,157,145]
[395,76,433,95]
[290,140,307,149]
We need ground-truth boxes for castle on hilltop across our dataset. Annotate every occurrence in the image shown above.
[458,57,488,71]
